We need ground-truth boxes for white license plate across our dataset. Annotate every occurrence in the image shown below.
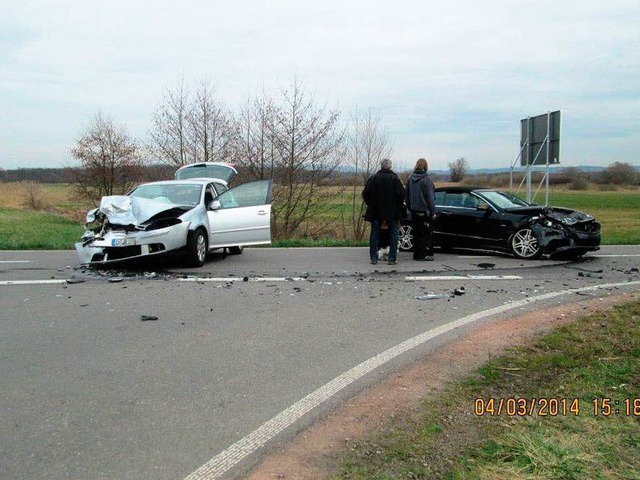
[112,238,136,247]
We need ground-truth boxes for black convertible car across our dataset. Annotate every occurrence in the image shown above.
[398,187,601,259]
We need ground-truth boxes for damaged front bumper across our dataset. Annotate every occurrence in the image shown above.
[532,221,601,257]
[76,222,190,265]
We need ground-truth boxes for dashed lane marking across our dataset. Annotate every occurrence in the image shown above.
[183,280,640,480]
[0,279,67,285]
[0,260,30,263]
[177,277,307,282]
[405,275,522,281]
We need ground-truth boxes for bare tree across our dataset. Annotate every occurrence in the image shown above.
[268,77,345,238]
[236,90,278,182]
[188,78,239,164]
[448,157,469,182]
[148,77,191,167]
[69,113,144,205]
[149,77,242,168]
[345,108,392,240]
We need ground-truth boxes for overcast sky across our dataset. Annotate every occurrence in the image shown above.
[1,0,638,172]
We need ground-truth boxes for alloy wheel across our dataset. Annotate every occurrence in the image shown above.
[511,228,540,259]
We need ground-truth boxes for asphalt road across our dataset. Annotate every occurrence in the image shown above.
[1,246,639,480]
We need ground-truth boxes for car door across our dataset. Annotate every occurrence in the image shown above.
[436,192,479,245]
[207,180,272,247]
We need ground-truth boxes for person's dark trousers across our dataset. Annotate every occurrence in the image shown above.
[387,219,399,261]
[411,211,433,259]
[369,219,381,262]
[370,219,399,262]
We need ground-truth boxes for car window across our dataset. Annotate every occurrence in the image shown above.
[175,163,237,182]
[478,190,531,209]
[130,184,202,205]
[434,191,445,205]
[461,193,480,208]
[443,193,464,207]
[216,180,271,209]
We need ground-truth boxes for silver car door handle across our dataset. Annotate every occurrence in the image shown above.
[257,210,268,215]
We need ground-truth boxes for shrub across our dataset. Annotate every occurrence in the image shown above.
[20,181,47,210]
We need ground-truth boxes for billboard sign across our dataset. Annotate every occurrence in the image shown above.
[520,110,561,166]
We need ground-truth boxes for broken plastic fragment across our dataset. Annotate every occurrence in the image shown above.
[476,263,495,269]
[416,294,450,300]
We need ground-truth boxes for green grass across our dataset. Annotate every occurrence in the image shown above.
[334,300,640,480]
[0,208,84,250]
[0,185,637,249]
[272,238,367,248]
[546,191,640,245]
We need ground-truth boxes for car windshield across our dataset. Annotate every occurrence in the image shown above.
[478,190,531,209]
[129,184,202,206]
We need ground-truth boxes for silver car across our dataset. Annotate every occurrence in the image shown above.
[76,163,272,267]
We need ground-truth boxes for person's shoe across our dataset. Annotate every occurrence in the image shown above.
[371,259,378,265]
[424,256,435,261]
[388,259,397,265]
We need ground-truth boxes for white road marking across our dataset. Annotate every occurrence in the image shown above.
[457,255,492,258]
[0,260,30,263]
[592,254,640,257]
[177,277,307,282]
[0,279,66,285]
[406,275,522,281]
[184,279,640,480]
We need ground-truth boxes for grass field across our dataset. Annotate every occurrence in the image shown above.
[335,300,640,479]
[0,208,85,250]
[0,182,637,249]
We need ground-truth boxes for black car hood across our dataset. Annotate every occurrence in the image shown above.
[504,206,594,225]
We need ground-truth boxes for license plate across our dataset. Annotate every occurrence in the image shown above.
[112,238,136,246]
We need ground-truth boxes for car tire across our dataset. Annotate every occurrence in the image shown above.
[510,228,542,259]
[228,246,244,255]
[398,223,414,252]
[186,228,208,267]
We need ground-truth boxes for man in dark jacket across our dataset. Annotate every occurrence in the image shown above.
[362,158,405,265]
[405,157,436,260]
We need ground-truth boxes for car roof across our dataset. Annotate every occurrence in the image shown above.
[136,179,227,187]
[434,186,487,193]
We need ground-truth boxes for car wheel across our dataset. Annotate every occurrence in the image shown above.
[228,246,244,255]
[186,228,207,267]
[398,223,414,252]
[510,228,542,259]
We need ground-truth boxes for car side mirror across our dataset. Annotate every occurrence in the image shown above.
[476,203,489,211]
[208,200,221,210]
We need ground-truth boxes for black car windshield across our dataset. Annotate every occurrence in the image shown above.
[130,184,203,206]
[478,190,531,209]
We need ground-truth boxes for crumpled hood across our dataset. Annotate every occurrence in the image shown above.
[504,206,594,225]
[87,196,187,226]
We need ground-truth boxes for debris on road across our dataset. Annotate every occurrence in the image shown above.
[454,287,466,296]
[140,315,158,321]
[578,271,603,279]
[416,293,450,300]
[475,263,496,269]
[66,278,85,284]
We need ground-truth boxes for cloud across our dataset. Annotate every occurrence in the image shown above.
[1,0,638,170]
